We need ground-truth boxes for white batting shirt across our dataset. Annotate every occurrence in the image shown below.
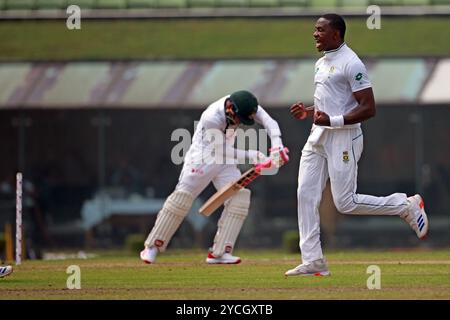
[314,42,372,127]
[185,95,283,165]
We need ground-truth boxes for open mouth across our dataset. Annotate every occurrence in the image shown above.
[315,39,322,49]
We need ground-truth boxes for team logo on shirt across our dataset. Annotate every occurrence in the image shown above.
[329,66,335,73]
[343,151,350,163]
[355,73,363,81]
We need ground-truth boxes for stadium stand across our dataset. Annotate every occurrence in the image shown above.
[369,59,428,102]
[188,0,216,7]
[369,0,397,5]
[127,0,158,8]
[216,0,249,7]
[97,0,128,9]
[157,0,187,8]
[340,0,367,7]
[278,0,308,6]
[1,0,449,10]
[249,0,280,7]
[36,0,67,9]
[74,0,98,9]
[309,0,336,7]
[421,59,450,103]
[0,58,446,108]
[402,0,429,5]
[4,0,35,10]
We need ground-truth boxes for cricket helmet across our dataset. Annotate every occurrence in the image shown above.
[229,90,258,125]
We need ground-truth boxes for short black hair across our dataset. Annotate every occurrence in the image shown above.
[320,13,346,39]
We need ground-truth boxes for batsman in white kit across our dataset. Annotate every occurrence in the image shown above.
[141,90,288,264]
[286,14,429,276]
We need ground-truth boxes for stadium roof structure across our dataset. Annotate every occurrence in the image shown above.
[0,58,448,109]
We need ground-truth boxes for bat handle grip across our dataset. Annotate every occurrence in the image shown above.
[255,158,273,172]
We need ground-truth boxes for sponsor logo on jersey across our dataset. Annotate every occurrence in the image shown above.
[355,73,363,81]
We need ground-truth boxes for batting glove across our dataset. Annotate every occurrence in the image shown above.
[248,150,268,165]
[269,147,290,168]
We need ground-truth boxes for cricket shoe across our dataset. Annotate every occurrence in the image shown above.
[0,265,13,278]
[284,258,330,277]
[206,251,241,264]
[400,194,429,240]
[140,246,158,264]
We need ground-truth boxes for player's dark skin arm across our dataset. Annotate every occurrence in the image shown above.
[290,88,376,123]
[345,87,376,123]
[290,102,315,120]
[313,87,376,125]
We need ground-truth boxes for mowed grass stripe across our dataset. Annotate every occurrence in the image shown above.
[1,249,449,299]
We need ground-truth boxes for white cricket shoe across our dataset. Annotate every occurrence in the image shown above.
[140,246,158,264]
[206,251,241,264]
[400,194,429,240]
[0,265,13,278]
[285,258,330,277]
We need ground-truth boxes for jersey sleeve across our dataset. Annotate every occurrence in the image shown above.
[254,105,283,148]
[346,59,372,93]
[200,118,225,150]
[201,118,248,163]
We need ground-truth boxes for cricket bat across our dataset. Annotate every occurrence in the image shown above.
[199,147,289,216]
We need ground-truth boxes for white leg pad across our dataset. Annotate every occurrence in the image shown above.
[145,190,194,252]
[212,189,251,257]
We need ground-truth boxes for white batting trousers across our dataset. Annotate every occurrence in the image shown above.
[176,162,241,197]
[297,126,409,263]
[143,162,242,252]
[176,162,246,255]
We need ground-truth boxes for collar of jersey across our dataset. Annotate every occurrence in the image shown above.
[323,42,346,58]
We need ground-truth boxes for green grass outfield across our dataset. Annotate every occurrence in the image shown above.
[0,17,450,60]
[1,249,449,299]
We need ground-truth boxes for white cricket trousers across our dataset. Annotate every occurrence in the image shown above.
[297,125,409,263]
[176,162,241,197]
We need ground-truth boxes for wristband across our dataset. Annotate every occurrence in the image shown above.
[329,115,344,127]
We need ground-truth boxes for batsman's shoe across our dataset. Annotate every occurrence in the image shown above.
[206,252,241,264]
[140,246,158,264]
[401,194,429,240]
[0,265,13,278]
[285,258,330,277]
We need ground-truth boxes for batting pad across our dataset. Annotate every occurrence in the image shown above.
[145,190,194,252]
[212,188,251,257]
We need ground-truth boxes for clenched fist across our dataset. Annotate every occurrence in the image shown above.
[313,110,331,126]
[290,102,308,120]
